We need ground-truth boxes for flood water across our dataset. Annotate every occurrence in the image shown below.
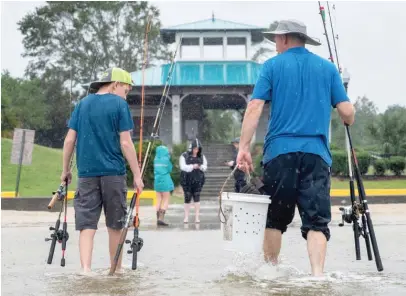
[2,204,406,296]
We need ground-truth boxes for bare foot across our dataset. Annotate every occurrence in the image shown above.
[115,268,125,275]
[184,218,188,223]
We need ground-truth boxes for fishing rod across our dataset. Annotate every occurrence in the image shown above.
[317,1,383,272]
[45,178,69,266]
[125,15,151,271]
[45,53,99,267]
[108,34,183,276]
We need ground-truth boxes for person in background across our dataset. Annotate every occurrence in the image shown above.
[179,139,208,223]
[153,145,175,227]
[225,137,247,193]
[236,20,355,276]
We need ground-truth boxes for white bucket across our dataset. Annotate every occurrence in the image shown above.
[220,192,272,254]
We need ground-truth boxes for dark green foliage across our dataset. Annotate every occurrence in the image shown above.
[387,156,406,176]
[331,150,371,176]
[125,139,163,189]
[170,142,188,187]
[373,159,386,176]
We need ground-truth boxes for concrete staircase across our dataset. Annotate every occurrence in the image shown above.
[201,143,236,200]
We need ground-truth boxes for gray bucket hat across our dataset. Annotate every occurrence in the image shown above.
[263,19,321,46]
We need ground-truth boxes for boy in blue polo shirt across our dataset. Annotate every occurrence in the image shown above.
[61,67,144,273]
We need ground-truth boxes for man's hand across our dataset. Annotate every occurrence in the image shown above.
[61,170,72,184]
[236,150,254,173]
[133,176,144,194]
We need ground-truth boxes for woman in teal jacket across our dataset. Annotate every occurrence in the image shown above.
[154,145,175,226]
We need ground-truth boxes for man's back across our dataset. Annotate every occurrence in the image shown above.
[68,93,134,177]
[253,47,348,167]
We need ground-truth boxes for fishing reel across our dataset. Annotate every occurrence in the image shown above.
[53,184,67,202]
[127,215,143,254]
[125,227,144,270]
[338,206,353,226]
[45,227,69,244]
[338,203,363,227]
[125,234,144,254]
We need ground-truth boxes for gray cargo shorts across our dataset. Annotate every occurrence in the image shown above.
[73,175,128,231]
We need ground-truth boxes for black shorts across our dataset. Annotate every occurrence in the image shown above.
[73,175,128,231]
[262,152,332,241]
[182,181,203,203]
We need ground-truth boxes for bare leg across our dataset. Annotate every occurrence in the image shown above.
[184,203,190,223]
[194,202,200,223]
[156,192,163,212]
[108,227,124,272]
[263,228,282,265]
[306,230,327,276]
[79,229,97,272]
[161,191,171,210]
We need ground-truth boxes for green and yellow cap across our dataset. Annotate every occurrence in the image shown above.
[89,67,133,93]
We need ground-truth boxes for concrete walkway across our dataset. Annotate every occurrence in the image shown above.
[2,203,406,230]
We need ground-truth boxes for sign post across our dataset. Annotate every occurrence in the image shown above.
[10,128,35,197]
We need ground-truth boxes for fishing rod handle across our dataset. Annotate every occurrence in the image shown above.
[48,190,62,209]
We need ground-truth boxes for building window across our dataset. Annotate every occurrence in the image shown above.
[181,38,200,59]
[227,37,247,60]
[203,37,223,60]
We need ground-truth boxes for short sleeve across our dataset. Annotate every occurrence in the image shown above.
[67,103,80,131]
[118,100,135,132]
[251,61,273,101]
[331,67,350,108]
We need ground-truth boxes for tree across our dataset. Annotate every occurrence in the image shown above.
[368,105,406,156]
[35,68,76,148]
[202,110,240,143]
[330,96,379,150]
[251,21,278,62]
[1,71,50,133]
[1,71,19,134]
[18,1,170,89]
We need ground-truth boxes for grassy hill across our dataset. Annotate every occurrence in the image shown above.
[1,138,77,196]
[1,138,405,197]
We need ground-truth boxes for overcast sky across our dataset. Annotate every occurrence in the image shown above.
[2,1,405,113]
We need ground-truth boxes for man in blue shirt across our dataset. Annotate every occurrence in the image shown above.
[61,67,144,273]
[237,20,355,276]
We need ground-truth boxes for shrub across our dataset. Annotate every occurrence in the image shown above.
[373,159,386,176]
[387,156,406,176]
[331,150,371,176]
[170,142,188,187]
[125,139,163,189]
[254,153,263,177]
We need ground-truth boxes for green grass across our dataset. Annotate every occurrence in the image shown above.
[1,138,78,196]
[331,178,406,189]
[1,138,405,197]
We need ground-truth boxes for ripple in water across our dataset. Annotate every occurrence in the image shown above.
[216,251,400,296]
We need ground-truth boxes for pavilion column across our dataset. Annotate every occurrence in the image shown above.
[172,95,182,145]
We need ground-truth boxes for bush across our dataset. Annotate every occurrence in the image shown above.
[373,159,386,176]
[254,153,263,177]
[170,142,188,187]
[125,139,163,189]
[331,150,371,176]
[387,156,406,176]
[331,150,347,176]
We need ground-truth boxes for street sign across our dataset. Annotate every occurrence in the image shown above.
[11,128,35,165]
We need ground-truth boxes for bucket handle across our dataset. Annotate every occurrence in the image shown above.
[218,164,253,224]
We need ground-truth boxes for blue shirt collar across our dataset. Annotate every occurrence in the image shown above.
[285,47,309,54]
